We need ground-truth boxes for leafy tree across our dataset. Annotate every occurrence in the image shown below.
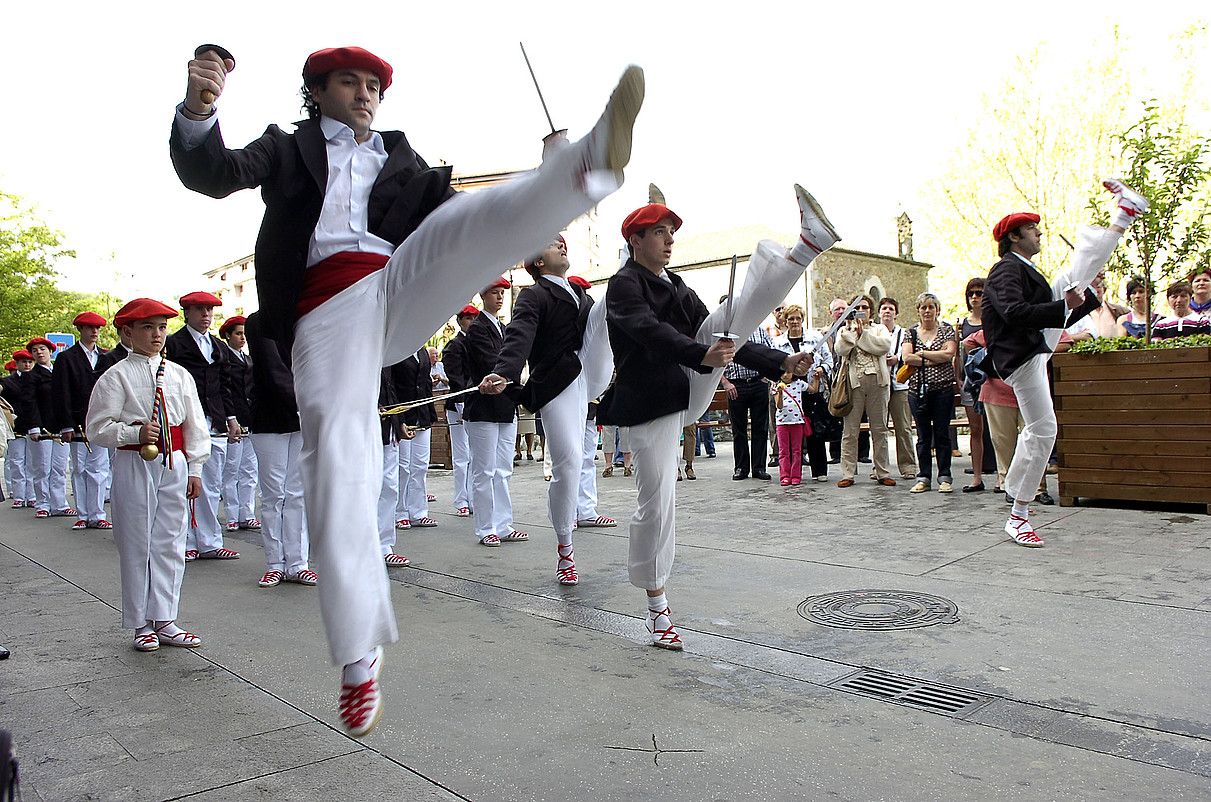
[1087,102,1211,340]
[0,191,80,358]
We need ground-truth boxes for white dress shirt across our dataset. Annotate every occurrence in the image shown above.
[541,274,579,306]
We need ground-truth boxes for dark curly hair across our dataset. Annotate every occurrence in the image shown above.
[299,73,385,119]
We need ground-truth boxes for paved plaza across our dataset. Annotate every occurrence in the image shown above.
[1,440,1209,801]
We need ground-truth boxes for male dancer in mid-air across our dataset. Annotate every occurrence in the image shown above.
[981,179,1148,547]
[171,44,643,735]
[597,187,834,649]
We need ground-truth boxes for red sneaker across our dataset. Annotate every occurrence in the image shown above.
[71,519,88,530]
[339,647,383,737]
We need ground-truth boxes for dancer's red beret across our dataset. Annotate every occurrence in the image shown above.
[621,204,683,240]
[179,291,222,308]
[219,315,247,337]
[992,212,1041,242]
[457,305,480,318]
[72,312,106,327]
[569,276,592,289]
[11,350,32,361]
[485,277,511,291]
[303,46,393,92]
[114,298,178,328]
[26,337,56,352]
[4,360,14,371]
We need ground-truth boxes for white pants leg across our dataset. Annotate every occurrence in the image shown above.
[49,440,69,512]
[252,433,288,572]
[627,413,682,589]
[222,439,260,523]
[28,436,51,511]
[188,436,227,552]
[278,433,309,573]
[1043,225,1122,351]
[1003,353,1055,503]
[70,441,109,521]
[110,449,188,629]
[447,405,471,509]
[378,441,400,556]
[7,438,29,504]
[577,420,600,521]
[541,374,589,543]
[465,420,517,540]
[402,429,431,520]
[395,439,410,521]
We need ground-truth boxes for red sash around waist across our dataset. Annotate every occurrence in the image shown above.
[120,426,185,452]
[297,252,391,318]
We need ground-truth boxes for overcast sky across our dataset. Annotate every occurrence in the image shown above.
[1,3,1202,303]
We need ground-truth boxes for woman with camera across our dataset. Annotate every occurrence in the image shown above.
[833,294,895,488]
[901,292,958,493]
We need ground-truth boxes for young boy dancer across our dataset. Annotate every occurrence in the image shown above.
[171,43,642,735]
[23,337,76,520]
[393,346,439,529]
[245,312,315,588]
[480,239,614,584]
[52,312,113,530]
[85,299,211,651]
[441,306,478,517]
[1,350,36,508]
[982,179,1148,547]
[597,187,835,649]
[464,279,527,547]
[219,315,260,533]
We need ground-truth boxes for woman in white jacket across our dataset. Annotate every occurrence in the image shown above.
[833,294,896,488]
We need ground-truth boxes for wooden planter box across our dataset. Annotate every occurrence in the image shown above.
[1053,346,1211,512]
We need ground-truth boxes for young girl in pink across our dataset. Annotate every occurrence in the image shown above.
[773,369,819,486]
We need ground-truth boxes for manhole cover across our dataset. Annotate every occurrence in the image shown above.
[797,590,959,630]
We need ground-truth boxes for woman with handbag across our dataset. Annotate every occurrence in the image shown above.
[771,304,831,481]
[901,292,958,493]
[833,295,895,488]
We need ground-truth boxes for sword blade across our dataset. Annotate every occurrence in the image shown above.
[519,42,557,134]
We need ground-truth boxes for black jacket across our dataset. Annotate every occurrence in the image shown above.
[442,333,469,393]
[170,116,455,347]
[391,348,436,428]
[223,345,254,428]
[0,374,34,434]
[598,259,786,426]
[50,344,102,433]
[379,366,402,446]
[494,278,591,412]
[462,312,516,423]
[246,312,299,435]
[166,326,235,427]
[96,343,129,374]
[21,365,54,434]
[982,252,1099,379]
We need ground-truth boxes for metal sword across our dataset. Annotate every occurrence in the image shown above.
[519,42,557,135]
[711,255,740,339]
[379,380,511,417]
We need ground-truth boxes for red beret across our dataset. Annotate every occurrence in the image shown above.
[26,337,56,353]
[992,212,1041,242]
[73,311,107,327]
[303,46,393,92]
[219,315,247,337]
[621,203,683,240]
[457,304,480,318]
[569,275,592,289]
[114,298,179,328]
[4,360,14,371]
[484,277,511,291]
[179,291,222,308]
[11,350,32,361]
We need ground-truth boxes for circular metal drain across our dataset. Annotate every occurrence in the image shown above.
[797,590,959,630]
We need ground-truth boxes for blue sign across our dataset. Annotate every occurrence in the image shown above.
[45,332,75,360]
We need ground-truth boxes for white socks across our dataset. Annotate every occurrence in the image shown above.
[647,592,668,614]
[343,648,380,685]
[1011,499,1031,518]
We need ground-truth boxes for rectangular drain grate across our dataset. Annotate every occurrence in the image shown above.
[828,669,994,718]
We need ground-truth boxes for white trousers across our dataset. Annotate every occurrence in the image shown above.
[250,433,309,574]
[111,449,188,629]
[69,441,110,522]
[222,437,259,524]
[577,420,601,521]
[447,405,471,509]
[291,128,619,665]
[187,436,227,553]
[622,239,808,590]
[1005,225,1121,503]
[396,428,431,521]
[541,373,590,543]
[378,442,400,555]
[29,438,69,512]
[465,419,517,540]
[6,438,32,503]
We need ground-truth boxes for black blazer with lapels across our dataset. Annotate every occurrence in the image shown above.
[50,344,101,433]
[170,116,455,348]
[982,252,1099,379]
[442,333,469,393]
[245,312,299,435]
[494,277,592,412]
[223,346,254,429]
[391,348,437,429]
[597,258,786,426]
[166,326,234,427]
[462,312,516,424]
